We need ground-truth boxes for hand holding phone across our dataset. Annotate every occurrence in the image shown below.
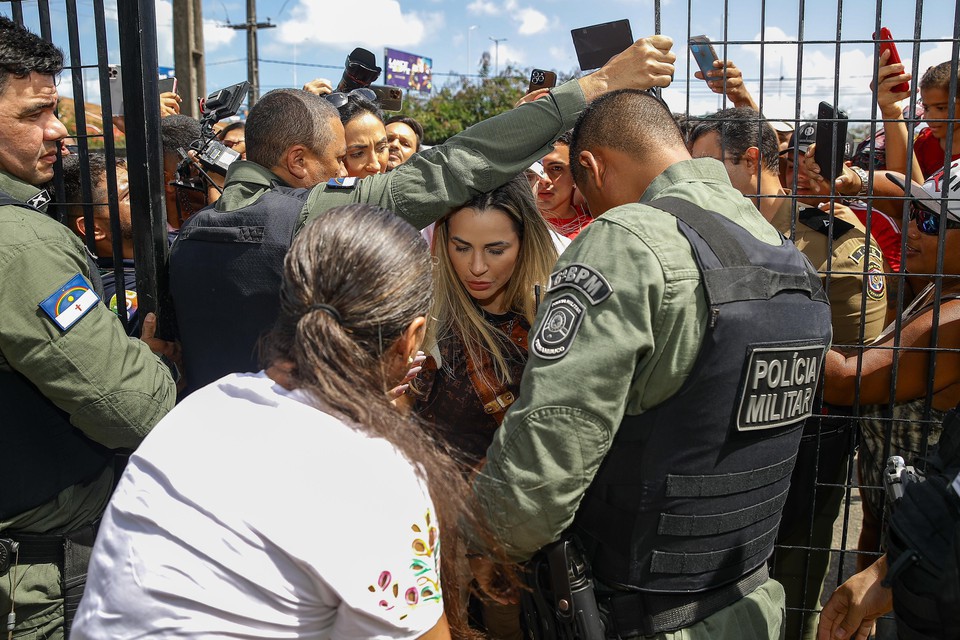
[873,28,910,94]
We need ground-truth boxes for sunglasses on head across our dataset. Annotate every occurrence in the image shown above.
[323,87,378,109]
[910,202,960,235]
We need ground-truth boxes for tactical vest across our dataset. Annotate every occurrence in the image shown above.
[169,184,307,394]
[573,197,832,595]
[0,190,113,518]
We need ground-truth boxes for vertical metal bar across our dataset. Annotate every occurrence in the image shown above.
[93,0,129,332]
[684,0,692,117]
[37,0,52,41]
[11,1,23,25]
[65,0,97,259]
[118,0,166,318]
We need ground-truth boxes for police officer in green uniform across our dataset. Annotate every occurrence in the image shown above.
[0,18,176,639]
[171,36,678,391]
[470,90,833,639]
[688,109,888,640]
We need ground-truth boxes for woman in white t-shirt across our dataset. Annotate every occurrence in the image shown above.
[72,204,494,640]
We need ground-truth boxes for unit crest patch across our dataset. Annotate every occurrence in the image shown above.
[532,294,585,360]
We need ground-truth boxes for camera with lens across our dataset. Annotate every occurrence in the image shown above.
[337,48,381,92]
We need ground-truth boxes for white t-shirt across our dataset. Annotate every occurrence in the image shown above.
[72,372,443,640]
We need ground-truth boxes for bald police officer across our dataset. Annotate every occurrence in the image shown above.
[471,90,833,639]
[0,17,175,639]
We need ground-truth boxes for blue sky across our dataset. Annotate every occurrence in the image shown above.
[5,0,958,120]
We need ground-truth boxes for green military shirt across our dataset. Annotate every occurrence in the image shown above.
[770,198,886,345]
[300,79,587,230]
[0,169,175,532]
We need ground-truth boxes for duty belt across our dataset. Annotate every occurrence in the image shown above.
[602,563,769,637]
[1,531,65,567]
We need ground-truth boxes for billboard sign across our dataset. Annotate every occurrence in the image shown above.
[384,48,433,94]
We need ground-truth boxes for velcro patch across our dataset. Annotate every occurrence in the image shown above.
[532,294,585,360]
[39,273,101,331]
[735,343,826,431]
[547,263,612,305]
[326,177,357,190]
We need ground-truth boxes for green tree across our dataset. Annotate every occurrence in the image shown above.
[399,65,580,145]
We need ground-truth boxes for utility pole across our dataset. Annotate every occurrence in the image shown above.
[228,0,275,108]
[489,37,506,76]
[172,0,205,118]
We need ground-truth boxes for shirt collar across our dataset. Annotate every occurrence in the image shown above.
[640,158,733,204]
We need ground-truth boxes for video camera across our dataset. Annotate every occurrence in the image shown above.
[190,80,248,177]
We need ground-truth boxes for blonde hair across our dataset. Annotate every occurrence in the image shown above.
[428,175,558,384]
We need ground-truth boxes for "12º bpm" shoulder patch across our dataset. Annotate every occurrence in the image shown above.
[547,263,612,305]
[532,294,585,360]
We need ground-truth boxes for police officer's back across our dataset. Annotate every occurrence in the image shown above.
[471,89,833,639]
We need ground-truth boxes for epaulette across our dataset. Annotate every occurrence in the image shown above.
[798,207,855,240]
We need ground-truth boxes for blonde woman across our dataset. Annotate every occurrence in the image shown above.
[406,174,557,639]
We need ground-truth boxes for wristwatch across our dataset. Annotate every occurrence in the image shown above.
[848,165,870,199]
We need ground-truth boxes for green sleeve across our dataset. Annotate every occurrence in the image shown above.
[301,80,587,230]
[0,224,175,449]
[472,219,667,562]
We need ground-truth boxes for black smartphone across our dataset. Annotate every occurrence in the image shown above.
[528,69,558,93]
[370,85,403,111]
[571,19,633,71]
[689,35,719,78]
[815,101,849,182]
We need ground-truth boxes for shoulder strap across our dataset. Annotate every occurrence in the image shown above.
[648,196,827,305]
[798,207,856,240]
[464,322,528,425]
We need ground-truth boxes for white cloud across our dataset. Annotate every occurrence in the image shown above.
[515,7,548,35]
[155,0,173,67]
[276,0,437,49]
[468,0,501,16]
[484,42,527,70]
[203,19,237,52]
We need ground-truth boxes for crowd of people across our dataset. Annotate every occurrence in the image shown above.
[2,11,960,640]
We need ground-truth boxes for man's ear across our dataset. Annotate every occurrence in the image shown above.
[578,150,604,191]
[71,216,108,241]
[284,145,309,180]
[742,146,761,171]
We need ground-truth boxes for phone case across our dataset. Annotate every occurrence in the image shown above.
[689,36,719,77]
[815,102,849,182]
[874,28,910,94]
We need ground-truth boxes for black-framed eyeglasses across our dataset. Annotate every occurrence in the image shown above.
[910,202,960,235]
[323,87,377,109]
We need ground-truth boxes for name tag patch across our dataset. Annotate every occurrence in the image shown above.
[39,273,101,331]
[532,294,585,360]
[735,343,825,431]
[547,263,612,305]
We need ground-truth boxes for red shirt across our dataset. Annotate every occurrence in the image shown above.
[915,127,960,178]
[546,205,593,240]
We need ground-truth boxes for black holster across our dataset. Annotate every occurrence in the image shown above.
[62,522,98,635]
[520,539,606,640]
